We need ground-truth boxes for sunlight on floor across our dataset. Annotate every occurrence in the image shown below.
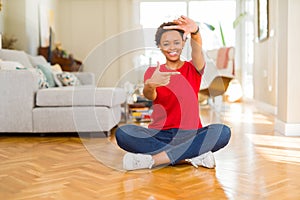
[221,103,273,125]
[246,134,300,165]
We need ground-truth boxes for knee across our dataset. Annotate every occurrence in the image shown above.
[115,124,136,145]
[115,125,130,145]
[115,127,123,143]
[115,127,123,144]
[220,124,231,145]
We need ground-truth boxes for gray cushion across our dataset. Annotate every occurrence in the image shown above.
[28,55,50,68]
[36,86,126,107]
[33,106,121,132]
[0,49,33,69]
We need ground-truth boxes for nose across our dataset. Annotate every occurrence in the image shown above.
[169,43,176,50]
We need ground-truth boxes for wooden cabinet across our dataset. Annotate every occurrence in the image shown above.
[38,47,82,72]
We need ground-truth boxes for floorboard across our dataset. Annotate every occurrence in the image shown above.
[1,101,300,200]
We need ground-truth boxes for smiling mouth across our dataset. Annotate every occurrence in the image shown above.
[169,51,178,56]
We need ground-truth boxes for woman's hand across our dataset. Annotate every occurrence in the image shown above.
[146,62,180,87]
[163,15,198,40]
[143,62,180,100]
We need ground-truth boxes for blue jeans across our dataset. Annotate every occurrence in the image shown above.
[115,124,231,165]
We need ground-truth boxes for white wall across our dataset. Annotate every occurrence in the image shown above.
[275,0,300,136]
[253,0,277,108]
[57,0,141,87]
[2,0,57,54]
[57,0,141,61]
[251,0,300,136]
[0,0,5,33]
[3,0,27,51]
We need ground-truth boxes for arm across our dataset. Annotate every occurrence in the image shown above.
[143,80,157,101]
[190,29,205,72]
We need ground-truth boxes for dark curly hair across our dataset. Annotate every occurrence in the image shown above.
[155,22,185,47]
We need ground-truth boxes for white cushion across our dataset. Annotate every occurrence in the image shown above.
[0,49,33,68]
[36,86,126,107]
[0,61,25,70]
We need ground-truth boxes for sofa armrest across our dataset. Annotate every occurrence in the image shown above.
[72,72,95,85]
[0,70,38,132]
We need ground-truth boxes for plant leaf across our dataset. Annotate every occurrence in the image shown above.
[203,23,215,31]
[233,12,247,29]
[219,23,226,47]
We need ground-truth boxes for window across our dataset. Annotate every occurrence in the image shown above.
[140,2,187,28]
[139,1,236,64]
[189,1,236,50]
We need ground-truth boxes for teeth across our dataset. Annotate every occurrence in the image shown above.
[169,52,177,56]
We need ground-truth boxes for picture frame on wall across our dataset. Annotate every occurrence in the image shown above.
[258,0,269,41]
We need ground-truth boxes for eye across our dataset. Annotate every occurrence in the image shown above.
[162,43,169,47]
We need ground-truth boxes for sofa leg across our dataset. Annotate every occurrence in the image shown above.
[104,131,110,137]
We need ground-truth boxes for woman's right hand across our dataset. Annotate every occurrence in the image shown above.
[146,62,180,87]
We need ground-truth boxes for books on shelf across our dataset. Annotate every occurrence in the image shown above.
[130,107,152,122]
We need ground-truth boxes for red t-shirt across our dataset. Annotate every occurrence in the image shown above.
[144,61,204,130]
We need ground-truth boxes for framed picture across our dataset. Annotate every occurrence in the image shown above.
[258,0,269,41]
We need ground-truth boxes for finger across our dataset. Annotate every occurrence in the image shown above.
[161,71,181,76]
[169,72,181,76]
[181,15,193,23]
[155,61,161,72]
[163,25,181,30]
[160,79,170,86]
[174,19,183,25]
[178,17,187,24]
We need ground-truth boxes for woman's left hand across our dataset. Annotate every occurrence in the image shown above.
[163,15,199,39]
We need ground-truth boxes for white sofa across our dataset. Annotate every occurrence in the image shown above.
[0,49,126,136]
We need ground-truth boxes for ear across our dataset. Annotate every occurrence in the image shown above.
[158,44,163,51]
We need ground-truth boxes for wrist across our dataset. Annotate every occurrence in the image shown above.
[191,26,199,35]
[145,79,158,89]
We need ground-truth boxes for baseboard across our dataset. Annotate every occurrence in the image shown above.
[250,99,277,115]
[275,119,300,136]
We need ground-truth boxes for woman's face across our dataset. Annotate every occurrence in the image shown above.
[159,30,185,62]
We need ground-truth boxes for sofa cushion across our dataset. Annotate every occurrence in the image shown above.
[55,72,81,86]
[0,60,25,70]
[28,55,50,68]
[0,49,33,69]
[36,86,126,107]
[36,64,56,87]
[33,106,121,132]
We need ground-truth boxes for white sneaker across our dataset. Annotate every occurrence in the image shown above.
[123,152,155,171]
[185,151,216,169]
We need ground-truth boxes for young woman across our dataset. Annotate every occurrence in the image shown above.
[115,15,231,171]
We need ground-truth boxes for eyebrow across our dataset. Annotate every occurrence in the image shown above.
[162,39,181,43]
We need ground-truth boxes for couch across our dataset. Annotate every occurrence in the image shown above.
[0,49,126,136]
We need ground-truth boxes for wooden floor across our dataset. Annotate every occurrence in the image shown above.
[1,101,300,200]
